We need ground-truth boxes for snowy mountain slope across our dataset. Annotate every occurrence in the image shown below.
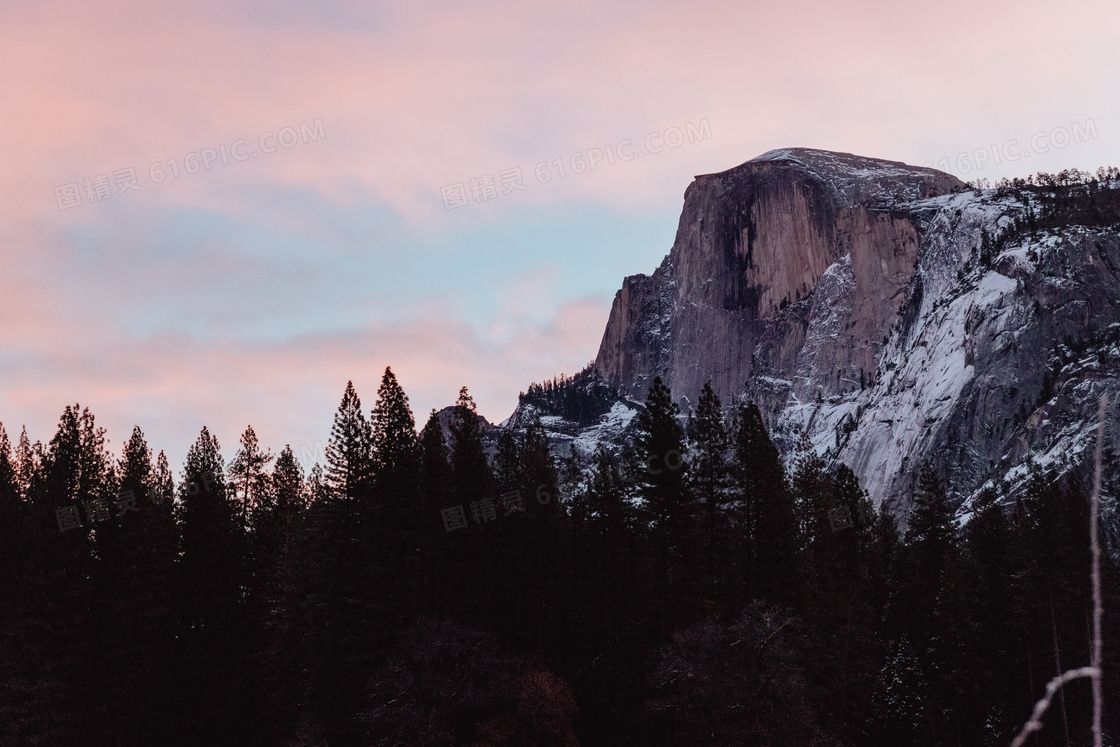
[510,149,1120,523]
[825,188,1119,518]
[498,378,643,462]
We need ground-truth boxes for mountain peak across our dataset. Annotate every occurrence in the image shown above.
[588,149,1120,515]
[694,147,964,207]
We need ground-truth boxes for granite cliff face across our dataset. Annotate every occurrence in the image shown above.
[573,148,1120,520]
[593,149,960,412]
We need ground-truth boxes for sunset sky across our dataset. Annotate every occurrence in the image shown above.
[2,0,1118,470]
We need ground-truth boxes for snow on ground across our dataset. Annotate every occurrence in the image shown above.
[571,401,640,458]
[776,186,1041,511]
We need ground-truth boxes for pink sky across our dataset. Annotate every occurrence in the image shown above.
[2,0,1118,469]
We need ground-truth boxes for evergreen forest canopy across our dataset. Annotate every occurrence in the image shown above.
[965,167,1120,268]
[517,363,621,427]
[0,367,1117,745]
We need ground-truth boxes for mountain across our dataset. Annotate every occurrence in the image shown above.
[593,148,961,409]
[502,148,1120,523]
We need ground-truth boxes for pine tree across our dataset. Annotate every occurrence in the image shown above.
[76,407,112,503]
[570,444,646,735]
[14,425,33,498]
[900,462,958,625]
[734,402,800,607]
[791,431,831,570]
[633,376,692,643]
[59,407,111,734]
[229,424,272,530]
[325,380,373,504]
[299,385,388,743]
[450,386,491,508]
[154,449,175,506]
[268,460,330,742]
[1,406,105,743]
[259,445,304,577]
[889,461,961,741]
[307,462,329,504]
[979,228,994,268]
[178,427,240,620]
[586,445,633,549]
[371,367,419,505]
[868,502,900,621]
[254,444,305,627]
[415,408,454,619]
[175,426,253,742]
[254,445,306,743]
[879,635,928,743]
[493,430,522,496]
[0,423,20,590]
[299,379,381,741]
[1010,471,1098,746]
[418,409,451,524]
[368,367,424,657]
[92,426,179,744]
[488,427,531,642]
[0,423,30,743]
[688,382,733,611]
[808,464,882,742]
[568,445,594,646]
[516,419,566,654]
[445,387,496,627]
[957,485,1018,741]
[371,366,422,547]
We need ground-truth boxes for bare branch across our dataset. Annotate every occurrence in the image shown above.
[1012,394,1106,743]
[1089,394,1107,747]
[1009,667,1099,747]
[1010,393,1107,747]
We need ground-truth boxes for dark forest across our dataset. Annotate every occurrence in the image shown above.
[0,368,1117,745]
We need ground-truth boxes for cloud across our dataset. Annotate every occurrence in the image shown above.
[0,289,611,471]
[2,0,1118,470]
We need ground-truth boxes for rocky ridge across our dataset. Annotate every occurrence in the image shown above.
[497,149,1120,525]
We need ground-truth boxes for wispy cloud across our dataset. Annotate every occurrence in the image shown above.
[2,0,1118,465]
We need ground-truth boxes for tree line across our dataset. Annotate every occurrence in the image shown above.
[517,363,621,427]
[0,369,1117,745]
[960,167,1120,270]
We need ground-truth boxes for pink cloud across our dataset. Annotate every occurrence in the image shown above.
[0,292,612,470]
[3,0,1119,470]
[7,0,1115,228]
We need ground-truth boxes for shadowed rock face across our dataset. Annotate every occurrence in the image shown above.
[593,148,962,410]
